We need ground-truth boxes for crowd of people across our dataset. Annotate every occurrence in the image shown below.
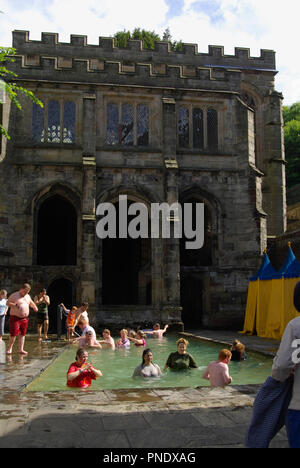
[0,282,247,389]
[2,280,300,448]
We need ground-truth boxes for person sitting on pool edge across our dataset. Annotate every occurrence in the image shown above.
[202,349,232,387]
[133,348,162,378]
[164,337,198,371]
[67,348,102,388]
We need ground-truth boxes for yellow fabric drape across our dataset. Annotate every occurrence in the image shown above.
[263,278,283,340]
[240,280,257,335]
[256,279,273,337]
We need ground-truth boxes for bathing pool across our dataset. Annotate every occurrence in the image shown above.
[25,335,273,392]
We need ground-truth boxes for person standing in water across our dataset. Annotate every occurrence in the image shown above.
[6,283,38,355]
[164,338,198,371]
[34,288,50,342]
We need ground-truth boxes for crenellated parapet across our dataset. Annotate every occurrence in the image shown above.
[10,30,276,92]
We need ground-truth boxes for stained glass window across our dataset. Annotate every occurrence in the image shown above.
[193,108,204,149]
[47,100,60,143]
[121,104,134,145]
[106,103,119,145]
[32,103,45,142]
[137,104,149,146]
[207,108,218,151]
[63,101,76,143]
[178,106,189,148]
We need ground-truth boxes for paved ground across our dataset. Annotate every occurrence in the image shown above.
[0,330,290,449]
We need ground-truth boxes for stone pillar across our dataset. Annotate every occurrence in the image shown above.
[81,94,97,326]
[263,90,287,236]
[161,97,182,326]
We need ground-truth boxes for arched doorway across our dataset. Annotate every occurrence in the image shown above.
[47,278,74,334]
[180,275,203,328]
[36,194,77,265]
[101,199,152,305]
[180,196,214,329]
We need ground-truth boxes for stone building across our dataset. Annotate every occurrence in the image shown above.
[0,30,286,332]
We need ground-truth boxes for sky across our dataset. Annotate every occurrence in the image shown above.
[0,0,299,105]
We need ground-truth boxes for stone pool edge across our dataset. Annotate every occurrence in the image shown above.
[5,330,275,412]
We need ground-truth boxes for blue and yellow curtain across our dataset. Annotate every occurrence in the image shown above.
[241,245,300,340]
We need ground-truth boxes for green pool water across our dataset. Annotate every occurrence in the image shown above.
[25,335,273,391]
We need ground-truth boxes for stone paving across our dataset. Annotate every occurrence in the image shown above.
[0,331,290,449]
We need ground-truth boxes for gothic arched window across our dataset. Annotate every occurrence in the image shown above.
[193,108,204,149]
[207,108,218,151]
[32,99,76,144]
[106,102,149,146]
[178,106,189,148]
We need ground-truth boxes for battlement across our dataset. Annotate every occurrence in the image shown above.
[12,30,276,71]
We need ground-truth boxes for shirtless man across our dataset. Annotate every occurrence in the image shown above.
[99,329,115,350]
[6,283,38,355]
[146,323,169,339]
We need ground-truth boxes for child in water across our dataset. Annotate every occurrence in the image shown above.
[128,330,146,347]
[202,349,232,387]
[230,339,247,361]
[60,304,77,341]
[99,329,115,350]
[116,329,130,348]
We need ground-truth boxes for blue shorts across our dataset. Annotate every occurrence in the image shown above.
[287,409,300,448]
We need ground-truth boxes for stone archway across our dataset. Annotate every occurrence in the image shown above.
[179,189,220,329]
[36,194,77,265]
[101,198,152,305]
[47,277,75,334]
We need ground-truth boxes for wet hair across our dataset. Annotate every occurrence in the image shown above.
[76,348,87,360]
[136,330,145,338]
[218,349,232,361]
[78,318,88,325]
[103,328,111,335]
[177,337,188,347]
[142,348,152,366]
[40,288,47,293]
[235,342,245,354]
[294,281,300,313]
[22,283,31,291]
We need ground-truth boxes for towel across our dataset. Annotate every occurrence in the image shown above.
[245,376,293,448]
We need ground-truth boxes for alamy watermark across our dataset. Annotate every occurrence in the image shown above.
[96,195,204,249]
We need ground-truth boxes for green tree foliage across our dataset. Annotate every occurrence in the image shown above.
[283,102,300,188]
[113,27,182,51]
[0,46,43,139]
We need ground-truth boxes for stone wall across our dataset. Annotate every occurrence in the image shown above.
[0,30,286,331]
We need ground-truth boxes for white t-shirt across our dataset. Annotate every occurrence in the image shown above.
[0,298,7,316]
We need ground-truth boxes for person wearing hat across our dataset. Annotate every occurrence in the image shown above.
[271,280,300,448]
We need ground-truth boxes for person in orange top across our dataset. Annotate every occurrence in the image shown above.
[67,348,102,388]
[61,304,77,340]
